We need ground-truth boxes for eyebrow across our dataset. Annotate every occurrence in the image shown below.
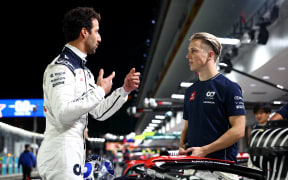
[188,47,199,51]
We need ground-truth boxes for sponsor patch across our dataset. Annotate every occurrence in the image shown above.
[203,101,215,104]
[236,105,245,109]
[52,81,64,87]
[189,91,196,101]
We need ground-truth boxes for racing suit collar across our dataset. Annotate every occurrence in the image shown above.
[65,43,87,63]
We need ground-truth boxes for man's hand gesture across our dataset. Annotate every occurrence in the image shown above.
[124,68,140,92]
[97,69,115,95]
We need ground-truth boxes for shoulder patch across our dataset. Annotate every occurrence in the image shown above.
[55,57,75,75]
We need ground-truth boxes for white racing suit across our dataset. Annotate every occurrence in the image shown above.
[37,45,129,180]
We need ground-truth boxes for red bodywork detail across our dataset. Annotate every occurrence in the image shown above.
[123,160,146,175]
[144,155,235,169]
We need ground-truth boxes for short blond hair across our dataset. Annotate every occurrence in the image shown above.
[189,32,222,60]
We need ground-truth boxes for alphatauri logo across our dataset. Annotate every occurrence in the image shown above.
[205,91,215,99]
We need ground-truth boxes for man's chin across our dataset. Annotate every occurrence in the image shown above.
[189,67,196,71]
[88,49,97,55]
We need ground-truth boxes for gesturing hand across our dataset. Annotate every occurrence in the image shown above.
[123,68,140,92]
[97,69,115,95]
[178,147,186,155]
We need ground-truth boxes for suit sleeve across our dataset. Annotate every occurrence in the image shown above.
[89,87,129,121]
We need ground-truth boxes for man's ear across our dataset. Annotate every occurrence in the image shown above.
[80,28,88,38]
[208,50,215,61]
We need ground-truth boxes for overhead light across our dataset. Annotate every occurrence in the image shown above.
[273,101,282,104]
[219,62,228,67]
[149,123,158,127]
[126,132,136,139]
[146,126,155,130]
[180,82,193,88]
[276,84,284,89]
[152,119,162,124]
[88,137,105,143]
[155,115,165,120]
[250,83,257,87]
[262,75,270,80]
[278,67,286,71]
[171,94,184,99]
[217,37,240,45]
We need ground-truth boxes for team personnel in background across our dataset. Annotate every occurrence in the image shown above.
[18,144,36,180]
[37,7,140,179]
[252,103,271,129]
[270,103,288,120]
[179,32,246,163]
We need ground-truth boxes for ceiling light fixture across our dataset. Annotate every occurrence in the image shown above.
[276,84,284,89]
[171,94,184,99]
[180,82,193,88]
[146,126,155,130]
[273,101,282,104]
[152,119,162,124]
[217,37,240,45]
[262,75,270,80]
[155,115,165,119]
[149,123,158,127]
[278,67,286,71]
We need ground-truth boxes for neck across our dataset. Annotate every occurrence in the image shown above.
[68,40,87,54]
[198,65,219,81]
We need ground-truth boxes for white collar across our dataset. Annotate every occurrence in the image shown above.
[65,43,87,61]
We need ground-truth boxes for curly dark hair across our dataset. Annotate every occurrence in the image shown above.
[62,7,101,42]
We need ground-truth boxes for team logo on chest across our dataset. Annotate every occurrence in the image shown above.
[205,91,215,99]
[189,91,196,101]
[203,90,216,104]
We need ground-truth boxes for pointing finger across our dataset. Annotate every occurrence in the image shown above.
[129,68,136,74]
[108,71,115,80]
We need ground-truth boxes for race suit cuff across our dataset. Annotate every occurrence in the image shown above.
[97,86,105,97]
[120,87,130,97]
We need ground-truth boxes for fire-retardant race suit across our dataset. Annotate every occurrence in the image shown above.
[37,44,129,180]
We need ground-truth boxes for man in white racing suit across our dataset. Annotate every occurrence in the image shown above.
[37,7,140,179]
